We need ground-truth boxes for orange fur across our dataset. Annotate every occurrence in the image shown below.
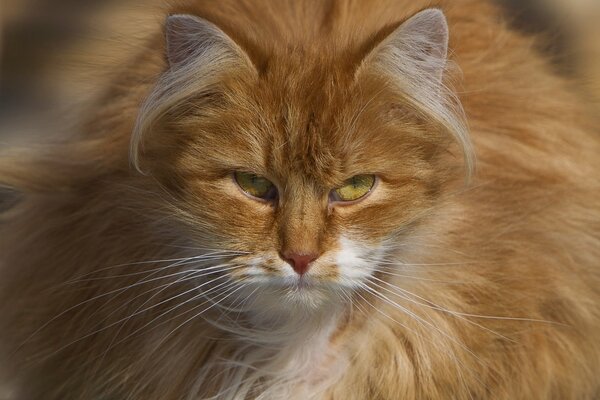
[0,1,599,399]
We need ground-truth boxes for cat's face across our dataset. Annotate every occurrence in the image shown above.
[135,11,467,309]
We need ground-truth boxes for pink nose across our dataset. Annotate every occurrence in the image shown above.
[282,252,318,275]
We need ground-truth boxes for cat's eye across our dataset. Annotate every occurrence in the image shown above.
[234,171,277,201]
[330,175,376,203]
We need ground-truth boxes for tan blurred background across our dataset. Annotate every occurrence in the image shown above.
[0,0,599,145]
[1,0,163,143]
[546,0,600,104]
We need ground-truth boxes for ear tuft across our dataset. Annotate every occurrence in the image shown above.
[395,8,449,83]
[165,14,241,68]
[364,8,449,86]
[132,14,255,171]
[358,8,474,181]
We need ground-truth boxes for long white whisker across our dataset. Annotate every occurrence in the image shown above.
[66,251,243,283]
[42,274,237,359]
[362,281,491,393]
[155,283,248,348]
[96,269,205,365]
[368,276,516,342]
[17,262,238,352]
[371,275,564,325]
[108,278,243,350]
[80,267,206,335]
[357,283,486,395]
[114,262,238,314]
[373,268,472,284]
[99,264,242,360]
[367,258,475,267]
[78,261,240,329]
[114,265,240,328]
[354,288,418,334]
[361,281,485,366]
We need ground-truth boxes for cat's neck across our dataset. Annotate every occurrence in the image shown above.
[191,299,351,399]
[212,303,350,399]
[243,299,347,345]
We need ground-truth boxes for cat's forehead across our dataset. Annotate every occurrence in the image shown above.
[244,51,385,182]
[261,48,357,112]
[168,42,431,187]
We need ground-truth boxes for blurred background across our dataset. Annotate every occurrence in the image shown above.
[0,0,599,144]
[1,0,163,144]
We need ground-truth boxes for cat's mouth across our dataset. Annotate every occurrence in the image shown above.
[244,273,338,294]
[231,251,369,294]
[248,274,344,310]
[267,275,319,290]
[295,276,312,289]
[283,275,315,291]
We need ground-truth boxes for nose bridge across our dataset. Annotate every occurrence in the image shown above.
[278,187,324,256]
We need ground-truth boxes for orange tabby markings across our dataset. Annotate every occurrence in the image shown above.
[0,1,598,399]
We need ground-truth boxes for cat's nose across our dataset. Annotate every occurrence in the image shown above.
[282,252,319,276]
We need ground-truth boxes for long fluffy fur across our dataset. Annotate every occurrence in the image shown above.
[0,1,599,399]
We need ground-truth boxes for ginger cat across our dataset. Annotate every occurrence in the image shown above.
[0,1,598,399]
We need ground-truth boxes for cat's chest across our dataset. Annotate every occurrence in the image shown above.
[220,318,349,400]
[264,337,349,400]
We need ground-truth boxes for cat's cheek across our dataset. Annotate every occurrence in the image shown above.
[334,236,380,287]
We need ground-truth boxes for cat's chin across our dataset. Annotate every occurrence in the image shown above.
[239,277,348,313]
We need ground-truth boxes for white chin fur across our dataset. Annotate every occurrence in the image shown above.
[198,236,381,399]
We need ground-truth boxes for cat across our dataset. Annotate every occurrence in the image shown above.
[0,0,599,399]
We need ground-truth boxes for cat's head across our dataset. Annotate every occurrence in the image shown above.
[132,9,472,311]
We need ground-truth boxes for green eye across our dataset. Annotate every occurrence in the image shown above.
[331,175,376,202]
[234,171,277,201]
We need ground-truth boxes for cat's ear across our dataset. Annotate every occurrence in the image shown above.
[165,14,250,69]
[360,8,449,87]
[358,9,474,180]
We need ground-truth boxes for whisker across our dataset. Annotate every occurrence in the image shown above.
[163,245,250,254]
[370,275,565,325]
[210,283,256,314]
[111,265,241,330]
[79,267,206,338]
[361,281,490,392]
[99,264,242,359]
[17,263,237,352]
[66,250,245,283]
[68,256,235,283]
[353,288,418,334]
[370,259,475,267]
[108,278,243,350]
[76,261,237,326]
[41,274,230,358]
[95,268,205,366]
[368,276,516,343]
[361,281,485,365]
[155,282,248,348]
[338,288,369,318]
[373,268,473,284]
